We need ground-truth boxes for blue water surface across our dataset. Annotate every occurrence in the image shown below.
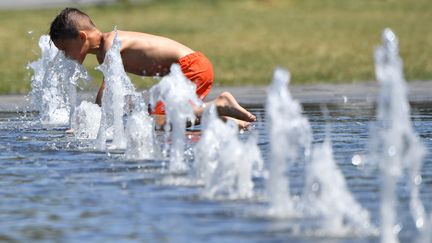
[0,102,431,242]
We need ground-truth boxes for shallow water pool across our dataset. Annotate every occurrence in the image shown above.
[0,102,431,242]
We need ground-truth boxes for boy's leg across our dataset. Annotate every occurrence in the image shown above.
[193,92,256,122]
[153,92,254,129]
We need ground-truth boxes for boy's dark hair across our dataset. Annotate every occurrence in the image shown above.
[49,8,95,41]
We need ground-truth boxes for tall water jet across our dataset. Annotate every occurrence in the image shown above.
[265,67,312,217]
[28,35,89,125]
[95,30,135,150]
[371,28,427,243]
[304,133,373,235]
[194,105,263,199]
[150,64,201,172]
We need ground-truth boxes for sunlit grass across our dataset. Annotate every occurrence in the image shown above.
[0,0,431,94]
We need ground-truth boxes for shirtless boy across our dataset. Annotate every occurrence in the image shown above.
[49,8,256,128]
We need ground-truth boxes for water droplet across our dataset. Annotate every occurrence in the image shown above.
[392,224,402,234]
[352,154,363,166]
[415,218,424,228]
[414,175,422,185]
[388,146,396,156]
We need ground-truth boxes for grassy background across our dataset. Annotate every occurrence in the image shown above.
[0,0,431,94]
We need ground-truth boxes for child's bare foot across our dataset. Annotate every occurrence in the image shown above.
[215,92,256,122]
[221,116,250,130]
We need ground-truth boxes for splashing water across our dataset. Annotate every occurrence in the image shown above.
[124,96,156,160]
[95,30,135,150]
[264,68,374,236]
[28,35,90,125]
[71,101,102,139]
[265,67,312,217]
[370,28,427,243]
[194,105,263,199]
[17,29,432,241]
[150,64,201,172]
[304,135,374,236]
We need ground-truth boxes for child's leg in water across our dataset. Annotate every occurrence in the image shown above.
[194,92,256,123]
[153,92,255,129]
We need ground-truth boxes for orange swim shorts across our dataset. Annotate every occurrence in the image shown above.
[152,51,214,115]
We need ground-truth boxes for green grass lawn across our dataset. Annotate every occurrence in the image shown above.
[0,0,431,94]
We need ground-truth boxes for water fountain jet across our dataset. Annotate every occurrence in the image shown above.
[194,105,263,199]
[150,64,201,172]
[95,30,135,150]
[124,93,156,160]
[265,67,312,217]
[28,35,90,125]
[370,28,428,243]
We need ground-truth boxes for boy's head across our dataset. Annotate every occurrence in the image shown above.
[50,8,96,62]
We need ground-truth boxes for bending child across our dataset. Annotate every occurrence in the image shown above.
[49,8,256,128]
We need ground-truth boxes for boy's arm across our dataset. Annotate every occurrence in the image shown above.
[96,79,105,106]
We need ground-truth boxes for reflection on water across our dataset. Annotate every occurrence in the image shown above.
[0,102,431,242]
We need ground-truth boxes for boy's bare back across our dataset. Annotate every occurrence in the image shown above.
[97,31,194,77]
